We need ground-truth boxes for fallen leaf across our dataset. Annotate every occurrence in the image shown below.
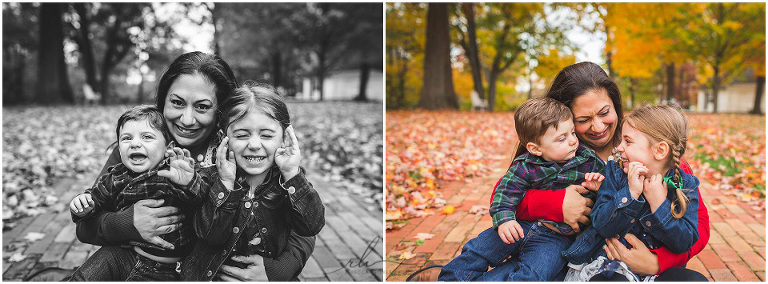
[8,252,26,262]
[469,205,489,215]
[413,233,434,241]
[23,232,45,242]
[394,242,408,250]
[443,205,455,214]
[399,251,415,260]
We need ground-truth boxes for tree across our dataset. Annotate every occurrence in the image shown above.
[674,3,765,112]
[418,3,458,109]
[386,3,425,109]
[3,3,38,105]
[453,3,485,101]
[37,3,73,104]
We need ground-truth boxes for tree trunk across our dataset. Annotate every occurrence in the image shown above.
[605,24,614,79]
[711,67,720,113]
[487,70,498,111]
[355,62,370,101]
[37,3,73,105]
[418,3,458,110]
[666,62,675,102]
[462,3,484,100]
[210,3,220,56]
[137,75,144,103]
[629,77,636,108]
[396,57,408,107]
[751,75,765,114]
[527,74,533,99]
[73,3,98,89]
[271,49,282,87]
[317,48,325,101]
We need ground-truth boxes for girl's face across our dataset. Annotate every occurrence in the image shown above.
[118,119,167,173]
[571,88,618,150]
[227,110,284,184]
[616,121,657,169]
[163,73,218,147]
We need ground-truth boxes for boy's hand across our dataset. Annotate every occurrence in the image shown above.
[625,162,648,199]
[70,194,95,217]
[158,147,196,186]
[643,174,667,212]
[497,220,525,244]
[275,126,301,181]
[581,172,605,191]
[216,136,237,191]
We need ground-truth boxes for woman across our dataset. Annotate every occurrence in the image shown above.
[514,62,709,281]
[407,62,709,282]
[75,51,315,281]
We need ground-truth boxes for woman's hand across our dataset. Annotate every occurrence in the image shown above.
[158,147,195,186]
[276,125,301,180]
[132,199,183,250]
[604,233,660,276]
[643,174,667,213]
[562,184,594,233]
[216,136,237,191]
[216,237,269,281]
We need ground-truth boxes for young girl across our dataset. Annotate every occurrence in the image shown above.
[187,83,325,281]
[562,104,700,281]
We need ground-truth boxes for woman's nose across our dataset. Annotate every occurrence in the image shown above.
[591,118,604,132]
[180,107,195,126]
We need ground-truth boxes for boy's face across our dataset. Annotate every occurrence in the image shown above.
[119,119,167,173]
[529,119,579,163]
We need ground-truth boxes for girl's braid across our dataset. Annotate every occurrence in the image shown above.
[670,137,688,219]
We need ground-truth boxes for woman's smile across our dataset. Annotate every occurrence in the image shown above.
[586,127,609,140]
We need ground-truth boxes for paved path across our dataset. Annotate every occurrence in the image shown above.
[2,168,383,281]
[385,156,765,282]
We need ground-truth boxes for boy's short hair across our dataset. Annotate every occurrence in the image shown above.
[515,97,573,146]
[115,105,171,144]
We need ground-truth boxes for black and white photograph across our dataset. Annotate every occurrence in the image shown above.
[3,2,383,281]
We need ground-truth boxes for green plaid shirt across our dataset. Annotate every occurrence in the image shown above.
[490,144,604,234]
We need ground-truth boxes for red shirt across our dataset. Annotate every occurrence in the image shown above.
[490,160,710,274]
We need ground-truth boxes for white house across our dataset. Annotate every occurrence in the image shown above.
[697,82,764,113]
[298,69,383,101]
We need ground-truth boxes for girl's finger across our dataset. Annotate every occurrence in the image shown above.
[216,137,229,162]
[288,125,300,151]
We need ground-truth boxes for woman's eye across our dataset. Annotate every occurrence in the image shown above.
[195,104,212,111]
[170,99,184,107]
[577,119,588,124]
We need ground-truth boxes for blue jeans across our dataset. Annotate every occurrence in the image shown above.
[439,220,573,281]
[562,226,605,265]
[66,246,179,281]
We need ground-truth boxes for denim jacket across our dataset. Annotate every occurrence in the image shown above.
[563,159,700,265]
[181,165,325,281]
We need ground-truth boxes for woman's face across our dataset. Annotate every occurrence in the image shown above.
[163,73,218,147]
[570,88,618,150]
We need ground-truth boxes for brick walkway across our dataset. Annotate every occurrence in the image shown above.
[2,169,383,281]
[386,156,765,281]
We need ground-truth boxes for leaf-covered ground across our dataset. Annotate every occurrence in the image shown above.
[3,101,383,222]
[385,111,765,228]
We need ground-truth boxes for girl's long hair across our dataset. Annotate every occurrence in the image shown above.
[624,104,689,219]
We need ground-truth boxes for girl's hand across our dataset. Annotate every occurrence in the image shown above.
[604,233,660,276]
[158,147,195,186]
[216,136,237,191]
[643,174,667,213]
[626,162,648,199]
[216,248,269,281]
[581,172,605,191]
[70,194,95,216]
[275,125,301,181]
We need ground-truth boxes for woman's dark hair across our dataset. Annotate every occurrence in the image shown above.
[155,51,239,112]
[546,61,624,147]
[218,82,291,134]
[112,105,171,151]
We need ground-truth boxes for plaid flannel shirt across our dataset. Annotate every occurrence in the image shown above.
[490,144,604,234]
[73,158,208,257]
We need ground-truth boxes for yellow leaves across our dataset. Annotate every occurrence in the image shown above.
[399,251,415,260]
[443,205,456,214]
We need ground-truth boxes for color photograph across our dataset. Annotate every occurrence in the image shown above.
[386,3,765,282]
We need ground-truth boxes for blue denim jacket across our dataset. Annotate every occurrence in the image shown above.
[563,159,699,265]
[181,165,325,280]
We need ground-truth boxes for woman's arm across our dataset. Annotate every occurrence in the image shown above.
[217,232,316,281]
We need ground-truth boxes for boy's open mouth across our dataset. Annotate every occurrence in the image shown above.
[128,153,148,162]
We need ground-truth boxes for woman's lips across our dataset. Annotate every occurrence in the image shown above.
[586,127,609,140]
[173,124,201,138]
